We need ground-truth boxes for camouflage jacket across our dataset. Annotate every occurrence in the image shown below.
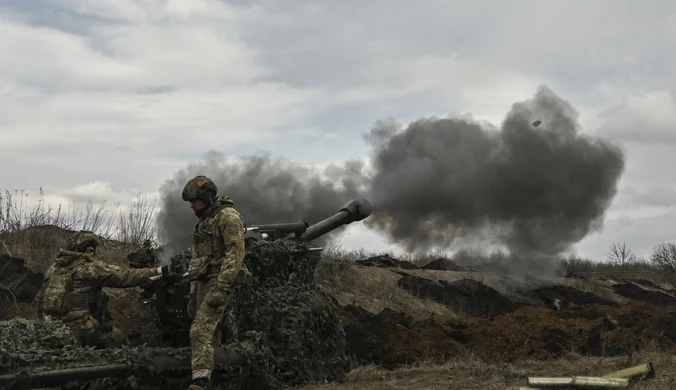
[190,196,246,286]
[36,249,158,321]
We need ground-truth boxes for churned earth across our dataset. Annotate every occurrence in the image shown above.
[4,240,676,388]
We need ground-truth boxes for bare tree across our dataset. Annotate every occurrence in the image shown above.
[650,242,676,273]
[561,255,590,276]
[607,242,636,265]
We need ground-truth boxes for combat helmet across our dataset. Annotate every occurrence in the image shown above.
[182,175,218,205]
[67,230,99,253]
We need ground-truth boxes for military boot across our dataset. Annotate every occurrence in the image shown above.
[187,378,210,390]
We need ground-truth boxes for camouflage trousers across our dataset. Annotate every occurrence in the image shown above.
[63,313,129,348]
[188,276,233,380]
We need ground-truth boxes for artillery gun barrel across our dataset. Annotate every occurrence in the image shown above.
[149,271,189,283]
[0,342,255,389]
[301,198,372,242]
[249,221,309,235]
[0,363,131,389]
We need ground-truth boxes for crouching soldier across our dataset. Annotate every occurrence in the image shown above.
[35,230,175,348]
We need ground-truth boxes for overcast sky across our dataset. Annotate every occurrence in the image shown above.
[1,0,675,261]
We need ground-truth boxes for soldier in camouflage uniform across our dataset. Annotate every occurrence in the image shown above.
[35,230,169,348]
[181,175,247,390]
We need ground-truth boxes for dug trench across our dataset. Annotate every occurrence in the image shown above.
[329,259,676,369]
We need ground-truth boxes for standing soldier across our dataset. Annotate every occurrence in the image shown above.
[35,230,173,348]
[181,175,247,390]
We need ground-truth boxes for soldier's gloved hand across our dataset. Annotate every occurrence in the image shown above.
[159,265,179,285]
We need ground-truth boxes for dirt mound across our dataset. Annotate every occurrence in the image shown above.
[340,302,676,368]
[633,279,662,289]
[612,282,676,306]
[340,304,602,367]
[420,258,462,271]
[397,275,523,318]
[524,285,617,308]
[338,271,676,368]
[355,254,419,270]
[581,302,676,356]
[340,305,466,368]
[521,285,618,320]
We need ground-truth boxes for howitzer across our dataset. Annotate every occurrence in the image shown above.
[146,198,372,348]
[0,200,373,389]
[244,221,309,243]
[242,198,372,244]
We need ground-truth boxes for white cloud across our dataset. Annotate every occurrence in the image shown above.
[596,90,676,143]
[1,1,676,261]
[576,208,676,260]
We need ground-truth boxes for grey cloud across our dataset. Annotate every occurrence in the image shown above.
[0,0,113,35]
[226,1,676,96]
[613,186,676,209]
[595,90,676,143]
[576,209,676,259]
[232,1,510,87]
[0,143,187,192]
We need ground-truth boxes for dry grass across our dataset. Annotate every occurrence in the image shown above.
[0,188,159,320]
[320,237,449,266]
[563,277,631,305]
[0,189,157,272]
[296,349,676,390]
[315,258,458,317]
[322,236,673,275]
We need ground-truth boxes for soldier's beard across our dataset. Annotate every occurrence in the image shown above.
[193,199,214,218]
[193,207,207,218]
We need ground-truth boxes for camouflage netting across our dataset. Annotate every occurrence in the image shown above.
[0,317,279,390]
[242,239,323,287]
[222,285,346,385]
[159,238,347,387]
[1,317,76,366]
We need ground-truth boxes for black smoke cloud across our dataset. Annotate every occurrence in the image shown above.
[156,85,625,262]
[156,152,368,256]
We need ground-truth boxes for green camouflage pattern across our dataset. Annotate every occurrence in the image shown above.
[35,249,158,348]
[188,196,247,380]
[66,230,100,253]
[182,175,218,202]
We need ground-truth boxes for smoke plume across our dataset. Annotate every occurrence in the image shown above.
[156,85,625,265]
[156,153,367,256]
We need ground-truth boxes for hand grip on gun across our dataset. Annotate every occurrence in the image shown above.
[148,265,180,285]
